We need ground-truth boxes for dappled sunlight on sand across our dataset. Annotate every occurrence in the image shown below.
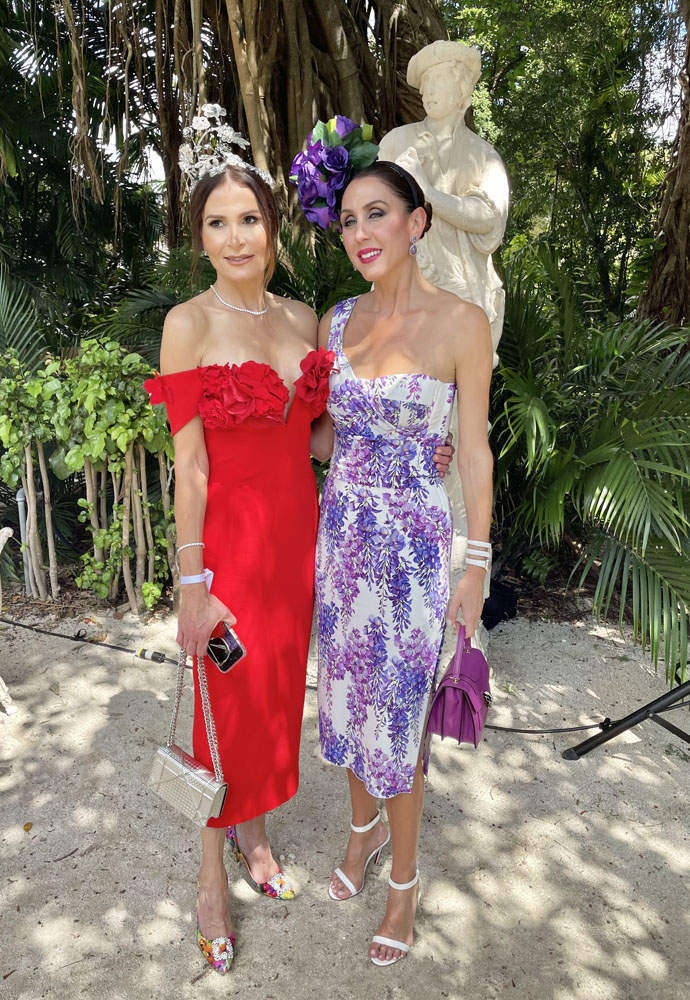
[0,611,688,999]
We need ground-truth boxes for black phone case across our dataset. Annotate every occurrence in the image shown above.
[209,624,246,673]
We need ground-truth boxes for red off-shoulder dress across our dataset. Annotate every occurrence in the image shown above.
[145,349,334,825]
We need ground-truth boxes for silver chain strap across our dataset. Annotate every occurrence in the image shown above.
[167,647,224,783]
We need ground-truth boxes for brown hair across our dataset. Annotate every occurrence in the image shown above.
[189,166,279,284]
[346,160,432,237]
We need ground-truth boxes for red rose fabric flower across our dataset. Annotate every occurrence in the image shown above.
[199,362,290,429]
[294,348,336,416]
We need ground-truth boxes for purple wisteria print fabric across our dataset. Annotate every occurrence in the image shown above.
[315,297,456,797]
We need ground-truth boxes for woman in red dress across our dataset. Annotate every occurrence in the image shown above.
[145,161,334,974]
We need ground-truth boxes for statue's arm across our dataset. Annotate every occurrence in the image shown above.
[426,158,509,247]
[379,125,510,248]
[381,130,509,249]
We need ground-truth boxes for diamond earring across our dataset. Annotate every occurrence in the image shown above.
[409,236,418,257]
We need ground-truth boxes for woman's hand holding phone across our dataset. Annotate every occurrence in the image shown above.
[177,587,236,659]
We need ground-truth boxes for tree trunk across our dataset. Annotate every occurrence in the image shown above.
[130,458,147,599]
[155,0,183,247]
[224,0,272,172]
[72,1,447,226]
[83,458,105,564]
[218,0,445,198]
[109,469,123,602]
[190,0,207,109]
[158,451,178,609]
[99,465,108,539]
[19,466,39,599]
[62,0,104,209]
[137,443,156,585]
[22,445,48,601]
[121,444,142,615]
[638,2,690,325]
[36,440,60,600]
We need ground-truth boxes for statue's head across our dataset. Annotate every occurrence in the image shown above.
[408,41,481,120]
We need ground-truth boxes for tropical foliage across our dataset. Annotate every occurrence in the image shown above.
[443,0,685,319]
[493,247,690,679]
[0,340,173,612]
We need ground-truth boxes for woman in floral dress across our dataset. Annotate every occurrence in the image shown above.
[312,161,494,966]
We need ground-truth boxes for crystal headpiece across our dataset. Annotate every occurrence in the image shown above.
[178,104,274,187]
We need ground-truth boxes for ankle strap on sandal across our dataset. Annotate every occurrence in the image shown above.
[389,869,419,891]
[350,810,381,834]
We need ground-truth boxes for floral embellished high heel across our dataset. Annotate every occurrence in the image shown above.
[226,826,296,900]
[196,880,235,975]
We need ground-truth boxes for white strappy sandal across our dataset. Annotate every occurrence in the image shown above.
[370,869,421,967]
[328,810,391,901]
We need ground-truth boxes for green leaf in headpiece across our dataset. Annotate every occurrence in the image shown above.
[348,141,379,169]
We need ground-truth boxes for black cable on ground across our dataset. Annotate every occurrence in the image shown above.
[0,614,178,665]
[486,721,605,735]
[1,615,685,737]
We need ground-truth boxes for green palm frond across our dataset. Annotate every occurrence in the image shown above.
[535,243,581,357]
[499,262,554,373]
[0,263,46,367]
[576,535,690,681]
[514,440,578,545]
[497,366,559,471]
[575,415,690,552]
[494,261,690,680]
[94,286,177,361]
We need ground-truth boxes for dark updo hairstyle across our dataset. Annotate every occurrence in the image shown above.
[348,160,432,237]
[189,165,279,284]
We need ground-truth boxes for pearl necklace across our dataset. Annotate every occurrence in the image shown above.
[209,284,269,315]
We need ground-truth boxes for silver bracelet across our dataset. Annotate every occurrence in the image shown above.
[175,541,204,571]
[177,541,204,555]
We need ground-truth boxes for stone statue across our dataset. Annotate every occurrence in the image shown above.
[378,40,509,364]
[379,41,510,641]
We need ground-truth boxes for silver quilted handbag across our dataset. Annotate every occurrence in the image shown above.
[149,648,227,826]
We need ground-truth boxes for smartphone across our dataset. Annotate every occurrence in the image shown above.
[206,621,247,673]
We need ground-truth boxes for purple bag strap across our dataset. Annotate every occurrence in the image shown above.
[448,625,471,675]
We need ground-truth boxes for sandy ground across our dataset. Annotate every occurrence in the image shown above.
[0,605,689,1000]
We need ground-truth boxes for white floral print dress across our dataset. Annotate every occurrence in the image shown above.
[316,297,456,797]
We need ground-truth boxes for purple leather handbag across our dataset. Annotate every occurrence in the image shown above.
[426,626,492,748]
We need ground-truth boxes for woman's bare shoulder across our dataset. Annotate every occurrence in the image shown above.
[160,297,208,374]
[440,296,492,370]
[269,293,319,346]
[271,293,318,327]
[429,291,488,339]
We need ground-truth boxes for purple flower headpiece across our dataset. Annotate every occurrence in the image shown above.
[289,116,379,229]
